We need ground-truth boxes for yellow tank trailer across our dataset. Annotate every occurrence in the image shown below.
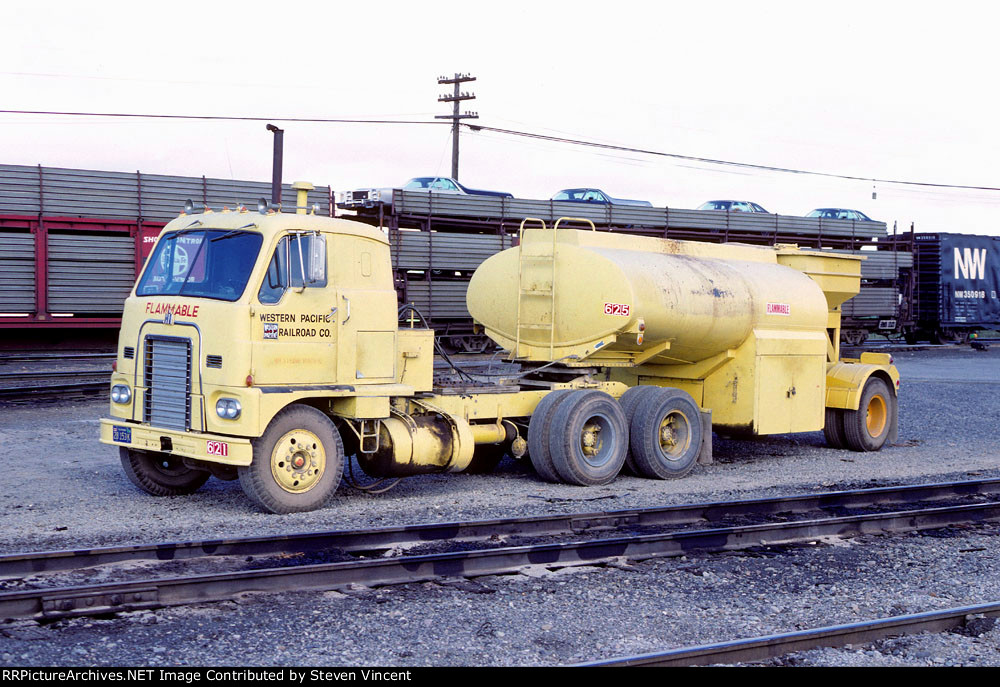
[100,203,899,513]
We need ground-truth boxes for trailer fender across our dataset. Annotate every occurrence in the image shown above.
[825,362,899,411]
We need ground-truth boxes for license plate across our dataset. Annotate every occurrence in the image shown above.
[207,440,229,457]
[878,319,897,330]
[112,425,132,443]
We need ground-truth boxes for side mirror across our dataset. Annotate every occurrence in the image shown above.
[307,235,326,283]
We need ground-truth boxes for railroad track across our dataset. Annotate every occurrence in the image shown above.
[581,601,1000,666]
[0,369,111,400]
[0,352,115,364]
[2,478,1000,623]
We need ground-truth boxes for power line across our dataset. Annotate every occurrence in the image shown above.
[463,123,1000,193]
[1,107,998,193]
[0,109,448,126]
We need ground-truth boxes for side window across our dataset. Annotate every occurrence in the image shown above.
[257,234,327,305]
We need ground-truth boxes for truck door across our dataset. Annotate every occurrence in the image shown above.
[252,232,338,385]
[332,235,398,385]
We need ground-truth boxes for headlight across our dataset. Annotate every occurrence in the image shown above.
[216,398,242,420]
[111,385,131,404]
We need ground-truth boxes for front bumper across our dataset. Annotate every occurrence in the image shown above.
[99,418,253,467]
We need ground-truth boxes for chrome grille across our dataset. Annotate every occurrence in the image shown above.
[143,336,191,430]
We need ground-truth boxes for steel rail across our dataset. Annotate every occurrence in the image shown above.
[581,601,1000,666]
[2,477,999,579]
[2,500,999,622]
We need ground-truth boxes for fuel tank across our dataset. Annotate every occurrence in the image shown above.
[467,228,838,364]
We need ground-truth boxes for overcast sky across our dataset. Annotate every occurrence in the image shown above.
[3,1,998,235]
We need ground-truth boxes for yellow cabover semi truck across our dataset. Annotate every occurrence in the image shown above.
[100,194,900,513]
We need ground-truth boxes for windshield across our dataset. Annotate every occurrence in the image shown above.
[403,178,435,189]
[136,228,263,302]
[553,189,606,202]
[698,201,730,210]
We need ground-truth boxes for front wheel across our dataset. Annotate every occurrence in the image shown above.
[239,404,344,513]
[120,447,210,496]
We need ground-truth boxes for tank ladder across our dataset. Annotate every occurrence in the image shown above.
[515,218,557,359]
[514,217,596,359]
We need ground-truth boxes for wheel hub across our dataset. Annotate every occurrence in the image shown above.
[866,394,887,436]
[271,430,326,494]
[581,423,602,456]
[658,412,691,460]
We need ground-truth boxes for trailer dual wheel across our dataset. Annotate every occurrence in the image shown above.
[547,390,628,486]
[823,407,848,449]
[528,389,574,482]
[617,385,660,475]
[239,404,344,513]
[629,388,703,479]
[120,447,210,496]
[843,377,895,452]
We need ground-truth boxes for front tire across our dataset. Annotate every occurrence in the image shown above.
[239,404,344,513]
[120,447,210,496]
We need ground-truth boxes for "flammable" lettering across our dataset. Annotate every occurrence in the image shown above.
[145,302,200,317]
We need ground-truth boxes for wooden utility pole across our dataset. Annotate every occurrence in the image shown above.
[436,73,478,180]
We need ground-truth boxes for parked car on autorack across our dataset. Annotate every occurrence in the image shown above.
[338,177,513,209]
[697,200,770,213]
[806,208,876,222]
[551,188,653,207]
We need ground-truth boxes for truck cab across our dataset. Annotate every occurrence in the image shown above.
[100,202,433,511]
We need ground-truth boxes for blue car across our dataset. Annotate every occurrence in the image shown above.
[552,188,653,207]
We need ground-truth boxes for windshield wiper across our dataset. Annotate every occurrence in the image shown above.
[210,227,256,243]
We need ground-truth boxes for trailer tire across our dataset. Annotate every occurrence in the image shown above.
[823,407,848,449]
[843,377,894,452]
[120,447,210,496]
[617,385,662,475]
[528,390,574,483]
[629,388,702,479]
[239,404,344,513]
[548,390,628,486]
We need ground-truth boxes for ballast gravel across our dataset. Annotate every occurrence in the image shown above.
[1,346,999,667]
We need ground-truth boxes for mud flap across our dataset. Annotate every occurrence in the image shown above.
[888,393,899,445]
[698,409,713,465]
